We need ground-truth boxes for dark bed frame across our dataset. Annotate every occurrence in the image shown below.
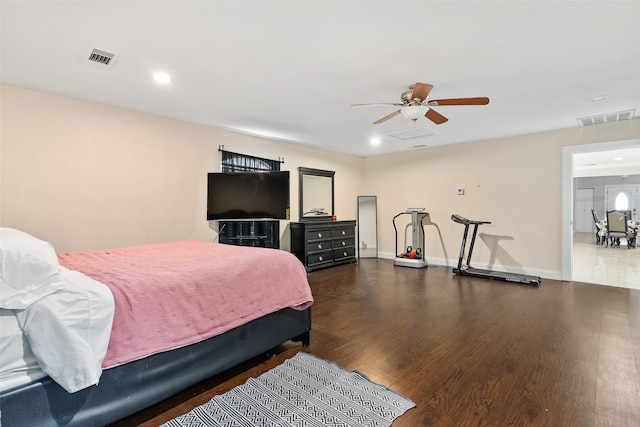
[0,306,311,427]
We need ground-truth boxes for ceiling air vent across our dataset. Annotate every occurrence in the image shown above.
[385,126,441,141]
[84,48,117,70]
[577,109,636,126]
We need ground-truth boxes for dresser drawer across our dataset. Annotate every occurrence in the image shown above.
[333,237,354,249]
[290,221,357,272]
[333,246,355,260]
[306,240,331,253]
[332,227,355,238]
[305,229,332,241]
[307,250,333,266]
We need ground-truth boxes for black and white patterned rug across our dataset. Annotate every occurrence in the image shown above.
[162,352,415,427]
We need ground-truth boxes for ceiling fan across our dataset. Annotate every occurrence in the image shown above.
[352,83,489,125]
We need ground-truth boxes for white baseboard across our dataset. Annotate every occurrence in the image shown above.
[376,251,561,281]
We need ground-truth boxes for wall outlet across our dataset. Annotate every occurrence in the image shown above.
[457,188,465,195]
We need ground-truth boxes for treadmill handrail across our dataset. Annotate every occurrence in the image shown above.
[451,214,491,225]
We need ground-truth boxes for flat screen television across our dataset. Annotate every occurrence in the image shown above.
[207,171,290,220]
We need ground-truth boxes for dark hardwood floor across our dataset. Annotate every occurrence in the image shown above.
[112,259,640,426]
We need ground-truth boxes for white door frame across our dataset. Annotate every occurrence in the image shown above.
[562,138,640,281]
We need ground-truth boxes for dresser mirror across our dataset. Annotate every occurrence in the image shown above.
[298,167,335,221]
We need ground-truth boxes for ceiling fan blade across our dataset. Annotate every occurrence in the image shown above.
[373,110,402,124]
[351,103,404,107]
[411,83,433,101]
[425,108,448,125]
[428,97,490,106]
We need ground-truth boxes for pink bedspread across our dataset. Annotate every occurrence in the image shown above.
[58,240,313,368]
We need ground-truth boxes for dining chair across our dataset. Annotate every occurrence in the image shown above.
[605,210,634,249]
[591,209,604,245]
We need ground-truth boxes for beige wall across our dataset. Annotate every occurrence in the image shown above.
[2,84,639,279]
[0,85,363,252]
[364,120,640,278]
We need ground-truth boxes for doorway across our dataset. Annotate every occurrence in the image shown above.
[357,196,378,258]
[562,138,640,285]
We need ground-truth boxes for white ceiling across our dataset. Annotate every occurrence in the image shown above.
[1,1,639,159]
[573,147,640,178]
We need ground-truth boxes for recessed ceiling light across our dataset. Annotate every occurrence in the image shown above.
[370,137,381,146]
[153,72,171,84]
[589,95,608,102]
[614,157,623,161]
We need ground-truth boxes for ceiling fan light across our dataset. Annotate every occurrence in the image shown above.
[401,105,428,121]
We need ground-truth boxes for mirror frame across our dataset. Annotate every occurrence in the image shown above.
[298,167,335,221]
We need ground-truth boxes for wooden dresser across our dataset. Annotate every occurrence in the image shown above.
[290,220,357,272]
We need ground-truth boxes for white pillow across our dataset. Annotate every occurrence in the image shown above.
[0,228,63,309]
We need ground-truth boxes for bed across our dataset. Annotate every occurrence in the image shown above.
[0,228,313,426]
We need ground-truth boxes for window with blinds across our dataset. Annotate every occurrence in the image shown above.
[220,150,281,172]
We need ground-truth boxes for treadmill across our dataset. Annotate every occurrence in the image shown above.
[451,214,541,286]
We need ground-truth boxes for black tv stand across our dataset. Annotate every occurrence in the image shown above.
[218,219,280,249]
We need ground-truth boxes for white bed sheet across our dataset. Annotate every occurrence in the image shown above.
[0,267,114,393]
[0,308,47,393]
